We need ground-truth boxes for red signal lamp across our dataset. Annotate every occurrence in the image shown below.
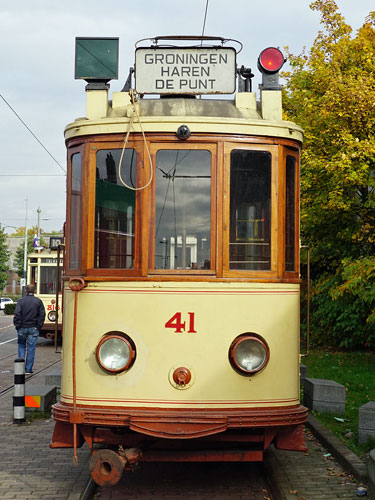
[257,47,285,75]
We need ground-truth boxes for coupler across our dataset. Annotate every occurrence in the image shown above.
[89,447,142,486]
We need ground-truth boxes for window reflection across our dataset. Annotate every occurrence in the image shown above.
[155,150,211,270]
[69,153,82,270]
[94,149,136,269]
[40,266,62,294]
[230,150,271,270]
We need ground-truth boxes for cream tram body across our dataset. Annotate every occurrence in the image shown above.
[52,82,307,483]
[27,250,62,338]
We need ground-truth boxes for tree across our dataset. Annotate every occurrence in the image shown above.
[0,228,10,291]
[283,0,375,347]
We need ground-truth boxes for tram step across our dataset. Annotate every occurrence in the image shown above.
[25,385,57,413]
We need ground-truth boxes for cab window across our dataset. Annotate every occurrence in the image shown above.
[94,149,137,269]
[154,149,211,270]
[229,150,271,271]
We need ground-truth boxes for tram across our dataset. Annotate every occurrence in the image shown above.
[51,36,308,486]
[27,244,63,339]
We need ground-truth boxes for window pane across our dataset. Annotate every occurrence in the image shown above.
[155,150,211,270]
[69,153,82,269]
[285,155,296,272]
[40,267,62,294]
[94,149,136,269]
[230,150,271,270]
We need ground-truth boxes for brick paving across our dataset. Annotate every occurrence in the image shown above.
[0,360,90,500]
[265,428,367,500]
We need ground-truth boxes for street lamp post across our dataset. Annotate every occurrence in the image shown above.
[22,199,28,296]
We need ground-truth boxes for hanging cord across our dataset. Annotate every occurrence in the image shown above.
[118,90,153,191]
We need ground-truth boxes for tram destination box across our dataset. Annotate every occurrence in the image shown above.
[135,46,236,95]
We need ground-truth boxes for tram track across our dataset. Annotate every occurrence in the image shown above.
[0,358,61,397]
[84,460,279,500]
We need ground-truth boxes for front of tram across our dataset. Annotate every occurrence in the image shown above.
[51,36,307,486]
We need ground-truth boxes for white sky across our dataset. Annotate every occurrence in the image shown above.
[0,0,373,234]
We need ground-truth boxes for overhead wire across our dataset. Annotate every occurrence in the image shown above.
[201,0,210,40]
[0,93,66,175]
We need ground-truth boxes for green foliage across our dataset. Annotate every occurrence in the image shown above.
[283,1,375,347]
[0,228,10,291]
[4,302,16,315]
[308,257,375,348]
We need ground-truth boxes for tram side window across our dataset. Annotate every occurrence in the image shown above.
[69,153,82,270]
[285,155,296,272]
[154,150,211,270]
[94,149,136,269]
[229,150,271,271]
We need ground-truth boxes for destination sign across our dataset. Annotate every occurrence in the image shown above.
[135,47,236,95]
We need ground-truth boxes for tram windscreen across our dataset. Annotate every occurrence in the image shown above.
[229,150,271,270]
[94,149,136,269]
[154,150,211,270]
[40,267,62,294]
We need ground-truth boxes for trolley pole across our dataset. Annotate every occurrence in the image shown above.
[13,358,26,424]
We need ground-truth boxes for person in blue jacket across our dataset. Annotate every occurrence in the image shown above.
[13,284,45,374]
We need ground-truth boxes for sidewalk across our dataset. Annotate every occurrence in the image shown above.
[0,361,90,500]
[0,359,369,500]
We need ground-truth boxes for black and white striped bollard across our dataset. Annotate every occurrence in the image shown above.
[13,358,25,424]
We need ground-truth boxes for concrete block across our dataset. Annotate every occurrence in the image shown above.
[303,378,346,415]
[368,449,375,500]
[358,401,375,444]
[299,363,308,381]
[45,368,61,388]
[25,385,57,413]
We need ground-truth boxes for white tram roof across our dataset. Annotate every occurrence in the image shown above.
[64,90,303,143]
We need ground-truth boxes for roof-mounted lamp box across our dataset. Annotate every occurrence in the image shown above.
[75,37,119,89]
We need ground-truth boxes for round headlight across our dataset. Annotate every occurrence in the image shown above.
[96,333,136,373]
[48,310,57,322]
[229,334,269,375]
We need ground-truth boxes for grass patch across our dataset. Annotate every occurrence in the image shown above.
[302,349,375,459]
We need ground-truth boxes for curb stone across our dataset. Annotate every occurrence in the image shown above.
[307,412,368,481]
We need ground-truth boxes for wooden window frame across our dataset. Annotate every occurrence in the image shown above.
[148,142,217,276]
[85,139,146,278]
[65,145,85,276]
[283,147,300,280]
[223,143,279,278]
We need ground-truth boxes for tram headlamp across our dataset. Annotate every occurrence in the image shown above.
[96,333,136,374]
[229,334,269,375]
[48,311,57,322]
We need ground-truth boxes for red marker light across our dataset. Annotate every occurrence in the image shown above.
[258,47,285,74]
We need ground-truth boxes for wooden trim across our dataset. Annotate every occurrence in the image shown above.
[283,147,300,278]
[65,145,84,274]
[148,142,217,273]
[222,143,279,278]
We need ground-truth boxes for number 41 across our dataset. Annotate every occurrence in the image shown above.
[165,312,197,333]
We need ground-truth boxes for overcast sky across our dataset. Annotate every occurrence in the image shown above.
[0,0,373,235]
